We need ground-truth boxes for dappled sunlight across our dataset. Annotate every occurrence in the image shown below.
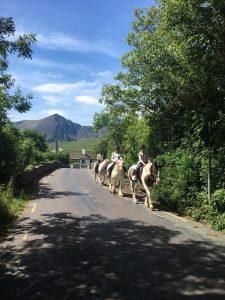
[1,213,225,299]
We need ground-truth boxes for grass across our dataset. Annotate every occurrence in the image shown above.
[0,186,29,238]
[48,138,101,152]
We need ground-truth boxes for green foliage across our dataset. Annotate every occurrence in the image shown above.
[0,181,28,235]
[152,149,201,213]
[187,198,225,231]
[0,17,36,125]
[0,17,37,184]
[45,151,70,165]
[94,138,109,159]
[23,130,48,152]
[123,117,152,165]
[212,189,225,213]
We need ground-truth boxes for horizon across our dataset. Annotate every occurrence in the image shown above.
[15,113,94,127]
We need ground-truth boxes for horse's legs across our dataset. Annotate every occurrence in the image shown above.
[118,180,124,197]
[109,178,115,193]
[112,180,116,194]
[101,171,106,186]
[143,183,153,210]
[102,174,105,185]
[99,172,102,185]
[108,178,112,192]
[130,181,137,203]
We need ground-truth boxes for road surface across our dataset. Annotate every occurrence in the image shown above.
[0,168,225,300]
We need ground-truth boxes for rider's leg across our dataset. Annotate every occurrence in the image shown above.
[95,161,100,173]
[133,163,142,181]
[107,162,114,177]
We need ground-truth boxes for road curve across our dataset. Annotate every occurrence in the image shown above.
[0,168,225,300]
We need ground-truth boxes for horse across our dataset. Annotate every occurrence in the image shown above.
[108,159,125,197]
[128,162,160,210]
[93,159,107,184]
[97,159,108,185]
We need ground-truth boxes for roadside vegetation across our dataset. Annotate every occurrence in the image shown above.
[93,1,225,231]
[0,17,70,235]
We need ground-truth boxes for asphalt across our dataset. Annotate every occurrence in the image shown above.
[0,168,225,300]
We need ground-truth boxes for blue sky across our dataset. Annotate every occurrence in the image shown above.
[2,0,153,125]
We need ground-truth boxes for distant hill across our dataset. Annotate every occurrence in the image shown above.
[15,114,103,142]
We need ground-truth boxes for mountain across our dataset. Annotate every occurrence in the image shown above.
[15,114,103,142]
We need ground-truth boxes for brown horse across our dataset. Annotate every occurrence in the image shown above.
[128,162,160,210]
[108,159,125,196]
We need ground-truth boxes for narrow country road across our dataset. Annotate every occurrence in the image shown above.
[0,168,225,300]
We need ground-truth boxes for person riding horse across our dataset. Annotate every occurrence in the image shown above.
[107,146,122,178]
[132,144,150,182]
[95,153,104,174]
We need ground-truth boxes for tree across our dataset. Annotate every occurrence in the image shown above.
[0,17,36,124]
[0,17,36,183]
[23,130,48,152]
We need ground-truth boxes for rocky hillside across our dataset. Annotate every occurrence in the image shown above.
[15,114,102,142]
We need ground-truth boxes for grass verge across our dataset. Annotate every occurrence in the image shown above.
[0,185,29,239]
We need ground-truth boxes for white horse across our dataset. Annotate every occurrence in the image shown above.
[93,159,107,184]
[97,159,108,185]
[108,159,125,197]
[128,162,160,210]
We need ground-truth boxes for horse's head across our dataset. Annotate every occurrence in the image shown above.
[115,159,124,171]
[150,162,161,184]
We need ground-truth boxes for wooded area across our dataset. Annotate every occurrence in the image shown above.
[93,0,225,230]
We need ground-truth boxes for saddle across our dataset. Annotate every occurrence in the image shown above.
[137,165,143,183]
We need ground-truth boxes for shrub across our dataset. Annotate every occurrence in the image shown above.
[45,151,70,165]
[0,181,27,235]
[211,189,225,213]
[152,149,201,213]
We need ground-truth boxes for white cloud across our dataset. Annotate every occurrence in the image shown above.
[43,95,61,105]
[37,32,85,51]
[93,70,113,78]
[33,81,97,94]
[36,32,120,58]
[34,71,63,80]
[41,109,66,117]
[75,95,99,105]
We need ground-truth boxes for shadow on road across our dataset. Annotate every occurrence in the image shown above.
[37,183,90,199]
[0,213,225,299]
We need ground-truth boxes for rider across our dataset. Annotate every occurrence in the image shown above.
[132,144,150,181]
[95,153,104,174]
[107,146,122,178]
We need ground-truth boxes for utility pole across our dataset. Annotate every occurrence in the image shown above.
[208,121,211,204]
[55,139,59,153]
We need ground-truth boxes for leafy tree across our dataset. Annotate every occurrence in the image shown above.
[0,17,36,183]
[0,17,36,124]
[23,129,48,152]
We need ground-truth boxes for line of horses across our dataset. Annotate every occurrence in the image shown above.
[93,159,160,210]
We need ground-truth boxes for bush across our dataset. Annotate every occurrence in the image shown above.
[211,189,225,213]
[45,151,70,165]
[0,181,28,235]
[152,149,201,213]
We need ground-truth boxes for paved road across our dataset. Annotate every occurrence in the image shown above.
[0,168,225,300]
